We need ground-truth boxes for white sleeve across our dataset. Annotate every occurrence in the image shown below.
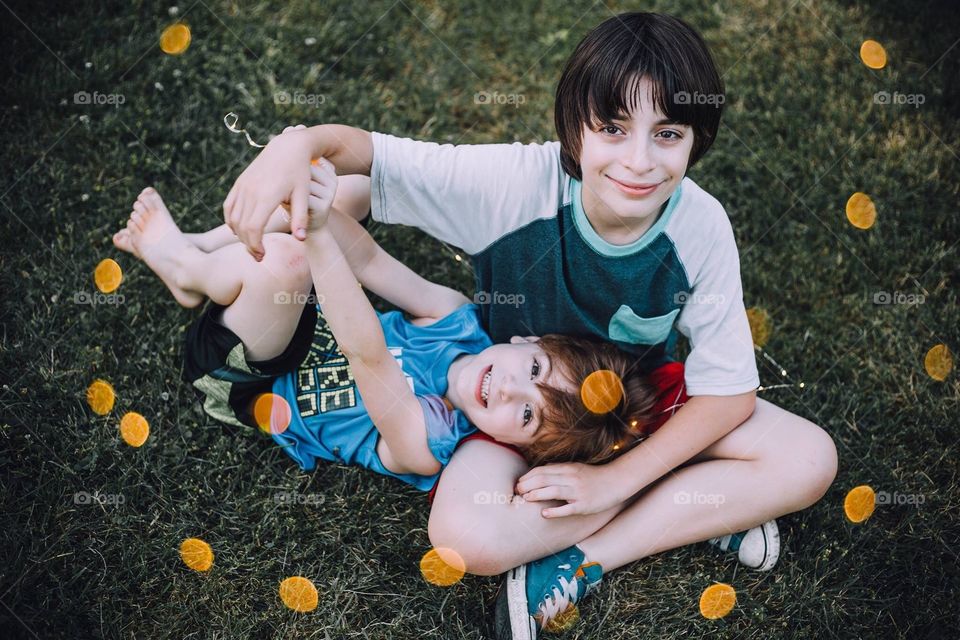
[674,213,760,396]
[369,132,564,254]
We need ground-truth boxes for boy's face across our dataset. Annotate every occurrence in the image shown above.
[578,76,695,229]
[450,337,573,446]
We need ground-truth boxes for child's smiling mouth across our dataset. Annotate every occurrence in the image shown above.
[476,364,493,407]
[607,175,663,196]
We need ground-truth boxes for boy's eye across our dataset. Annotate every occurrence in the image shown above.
[657,130,682,140]
[530,358,541,379]
[599,124,622,136]
[522,405,533,426]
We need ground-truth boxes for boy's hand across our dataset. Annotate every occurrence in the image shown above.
[515,461,627,518]
[223,128,313,260]
[305,159,338,233]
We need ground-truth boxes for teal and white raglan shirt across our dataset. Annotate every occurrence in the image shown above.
[370,134,759,396]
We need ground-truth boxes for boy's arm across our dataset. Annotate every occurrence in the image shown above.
[301,166,442,476]
[516,392,755,517]
[224,124,373,259]
[323,206,471,322]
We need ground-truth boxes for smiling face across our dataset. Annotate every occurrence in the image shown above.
[578,76,695,238]
[445,337,574,446]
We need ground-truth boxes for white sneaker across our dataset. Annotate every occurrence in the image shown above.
[707,519,780,571]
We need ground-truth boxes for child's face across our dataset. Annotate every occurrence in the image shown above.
[449,337,573,446]
[578,75,695,226]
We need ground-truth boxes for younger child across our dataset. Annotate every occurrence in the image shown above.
[112,169,685,494]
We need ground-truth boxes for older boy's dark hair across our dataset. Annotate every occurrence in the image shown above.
[555,12,724,179]
[517,334,660,467]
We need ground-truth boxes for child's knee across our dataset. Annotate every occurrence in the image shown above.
[427,505,513,576]
[784,420,838,509]
[333,174,371,222]
[260,233,311,289]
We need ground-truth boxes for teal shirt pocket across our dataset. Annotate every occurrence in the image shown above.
[608,305,680,345]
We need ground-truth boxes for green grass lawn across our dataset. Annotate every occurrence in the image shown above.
[2,0,958,637]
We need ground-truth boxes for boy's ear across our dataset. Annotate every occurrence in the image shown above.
[509,336,540,344]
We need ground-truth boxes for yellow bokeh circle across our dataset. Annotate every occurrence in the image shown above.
[179,537,214,572]
[160,23,192,55]
[252,393,292,435]
[699,582,737,619]
[924,344,953,381]
[859,40,887,70]
[844,485,876,523]
[580,370,624,414]
[543,604,580,632]
[119,411,150,447]
[420,547,466,587]
[94,258,123,293]
[279,576,319,612]
[86,379,116,415]
[845,192,876,230]
[745,307,772,348]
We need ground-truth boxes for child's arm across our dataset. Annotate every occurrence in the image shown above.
[301,162,450,476]
[224,125,373,258]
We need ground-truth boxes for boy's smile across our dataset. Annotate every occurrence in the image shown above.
[578,76,694,243]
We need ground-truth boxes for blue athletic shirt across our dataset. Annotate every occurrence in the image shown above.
[271,303,490,491]
[369,133,759,396]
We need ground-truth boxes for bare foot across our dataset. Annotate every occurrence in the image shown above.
[117,187,204,308]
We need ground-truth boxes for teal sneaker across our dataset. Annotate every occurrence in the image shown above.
[493,545,603,640]
[707,519,780,571]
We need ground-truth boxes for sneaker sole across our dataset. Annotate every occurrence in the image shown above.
[504,564,538,640]
[752,519,781,571]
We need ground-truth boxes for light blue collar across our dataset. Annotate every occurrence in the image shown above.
[570,177,682,256]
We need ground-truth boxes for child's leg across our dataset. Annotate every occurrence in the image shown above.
[114,188,313,361]
[138,174,371,254]
[428,399,837,575]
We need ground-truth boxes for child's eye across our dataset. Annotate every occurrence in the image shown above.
[523,405,533,426]
[530,358,541,379]
[657,130,682,140]
[599,124,622,136]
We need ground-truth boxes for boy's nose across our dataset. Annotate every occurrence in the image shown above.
[624,140,656,174]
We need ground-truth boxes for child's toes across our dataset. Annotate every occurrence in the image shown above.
[113,229,134,253]
[130,212,144,231]
[140,188,163,211]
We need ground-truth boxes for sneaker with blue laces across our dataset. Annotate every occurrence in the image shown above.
[707,519,780,571]
[493,545,603,640]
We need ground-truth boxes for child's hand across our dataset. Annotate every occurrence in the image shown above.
[223,129,313,260]
[305,159,338,233]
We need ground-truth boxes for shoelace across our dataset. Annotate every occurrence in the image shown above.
[536,563,581,629]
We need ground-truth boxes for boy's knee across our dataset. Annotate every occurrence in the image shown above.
[260,234,311,288]
[786,422,838,509]
[427,508,512,577]
[333,174,372,222]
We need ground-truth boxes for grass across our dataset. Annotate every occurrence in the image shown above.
[2,0,958,637]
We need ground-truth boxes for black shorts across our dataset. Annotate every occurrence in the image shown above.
[181,294,317,428]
